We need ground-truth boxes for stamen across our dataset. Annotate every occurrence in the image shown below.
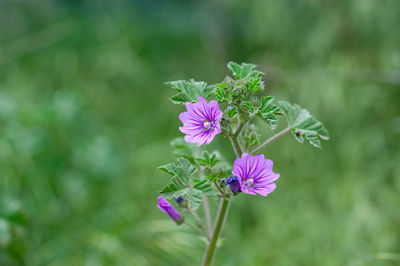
[203,120,213,130]
[244,178,255,188]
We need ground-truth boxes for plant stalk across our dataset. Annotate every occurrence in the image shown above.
[229,137,242,157]
[202,116,249,265]
[202,198,230,266]
[189,209,209,240]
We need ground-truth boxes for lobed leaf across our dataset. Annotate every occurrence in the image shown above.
[279,100,329,148]
[166,79,212,104]
[192,179,217,199]
[159,158,217,210]
[241,101,258,116]
[257,96,282,129]
[227,62,264,80]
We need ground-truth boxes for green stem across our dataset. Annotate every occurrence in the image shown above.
[251,127,290,155]
[229,137,242,157]
[189,209,209,240]
[202,118,247,265]
[202,198,230,266]
[233,115,252,137]
[185,220,203,235]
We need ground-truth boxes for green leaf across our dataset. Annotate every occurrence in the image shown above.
[177,157,197,182]
[168,93,188,105]
[224,106,237,118]
[166,79,212,104]
[158,158,217,210]
[243,123,260,148]
[247,77,264,93]
[192,179,217,199]
[195,151,220,167]
[258,96,282,129]
[158,163,179,176]
[212,82,229,102]
[158,176,190,198]
[241,101,257,116]
[279,100,329,148]
[186,189,203,210]
[227,62,264,80]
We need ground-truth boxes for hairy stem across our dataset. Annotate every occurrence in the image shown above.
[213,180,225,195]
[202,198,230,266]
[203,130,242,265]
[251,127,290,155]
[189,209,209,240]
[185,220,203,235]
[233,115,252,138]
[229,137,242,157]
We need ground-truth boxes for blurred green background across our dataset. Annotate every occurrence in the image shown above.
[0,0,399,265]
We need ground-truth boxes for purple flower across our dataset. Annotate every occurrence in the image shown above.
[179,96,223,146]
[232,153,280,196]
[157,196,183,224]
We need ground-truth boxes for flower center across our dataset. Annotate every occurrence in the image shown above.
[203,120,213,130]
[244,177,255,188]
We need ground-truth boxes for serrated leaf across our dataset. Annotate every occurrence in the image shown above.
[241,101,257,116]
[158,158,196,184]
[212,82,229,102]
[159,176,189,198]
[186,189,203,210]
[243,123,260,148]
[158,163,179,176]
[224,106,237,118]
[177,158,197,182]
[166,79,211,104]
[247,77,263,93]
[159,158,218,210]
[192,179,217,199]
[258,96,282,130]
[227,62,264,80]
[168,94,188,104]
[279,100,329,148]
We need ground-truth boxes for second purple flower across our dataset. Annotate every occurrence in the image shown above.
[179,96,223,146]
[232,153,280,196]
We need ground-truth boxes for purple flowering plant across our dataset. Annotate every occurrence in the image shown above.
[158,62,329,265]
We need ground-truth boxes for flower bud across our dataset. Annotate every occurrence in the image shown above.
[157,196,184,225]
[174,196,188,208]
[225,176,241,193]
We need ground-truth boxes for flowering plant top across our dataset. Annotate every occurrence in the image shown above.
[156,62,329,266]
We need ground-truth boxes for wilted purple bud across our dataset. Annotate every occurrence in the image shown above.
[157,196,184,224]
[225,176,241,193]
[179,96,222,147]
[174,196,187,208]
[232,153,280,196]
[175,196,184,203]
